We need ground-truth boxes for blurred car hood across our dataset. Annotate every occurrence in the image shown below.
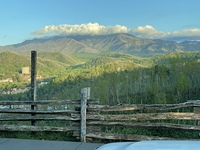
[96,140,200,150]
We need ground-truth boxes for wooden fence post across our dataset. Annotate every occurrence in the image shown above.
[80,87,90,142]
[194,106,200,138]
[31,51,37,126]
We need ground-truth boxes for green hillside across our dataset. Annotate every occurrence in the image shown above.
[0,51,30,77]
[38,52,80,65]
[1,51,200,106]
[0,51,86,79]
[34,51,200,104]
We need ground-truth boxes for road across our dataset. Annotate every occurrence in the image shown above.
[0,138,102,150]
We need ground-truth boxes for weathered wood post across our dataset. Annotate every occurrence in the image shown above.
[31,51,37,126]
[80,87,90,142]
[193,105,200,137]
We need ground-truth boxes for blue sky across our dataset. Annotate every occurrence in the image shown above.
[0,0,200,46]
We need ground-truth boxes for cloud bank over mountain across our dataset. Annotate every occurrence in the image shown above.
[32,23,130,36]
[32,23,200,42]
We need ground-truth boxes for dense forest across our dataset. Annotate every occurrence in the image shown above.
[1,51,200,105]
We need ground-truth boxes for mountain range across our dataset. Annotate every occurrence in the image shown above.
[0,33,200,56]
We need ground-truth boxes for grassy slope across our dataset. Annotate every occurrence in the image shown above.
[0,51,30,75]
[0,51,98,78]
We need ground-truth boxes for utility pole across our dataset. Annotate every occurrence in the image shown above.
[31,51,37,126]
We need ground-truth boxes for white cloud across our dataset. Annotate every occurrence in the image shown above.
[32,23,200,41]
[32,23,130,35]
[131,25,167,38]
[170,28,200,37]
[131,25,200,41]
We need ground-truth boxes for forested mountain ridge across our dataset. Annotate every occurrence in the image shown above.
[0,50,153,99]
[0,51,83,79]
[0,33,200,56]
[0,37,99,54]
[1,51,200,106]
[179,41,200,51]
[0,50,151,86]
[72,34,183,54]
[35,51,200,104]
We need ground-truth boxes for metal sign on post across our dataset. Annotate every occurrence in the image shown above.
[31,51,37,126]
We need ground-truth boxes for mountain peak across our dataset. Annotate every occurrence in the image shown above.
[0,33,200,56]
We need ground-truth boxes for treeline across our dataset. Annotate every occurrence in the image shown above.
[36,52,200,104]
[1,52,200,105]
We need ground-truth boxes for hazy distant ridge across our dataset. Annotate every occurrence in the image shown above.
[0,33,200,56]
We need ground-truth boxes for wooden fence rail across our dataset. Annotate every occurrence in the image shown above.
[0,99,99,105]
[0,87,200,142]
[0,87,99,141]
[85,100,200,141]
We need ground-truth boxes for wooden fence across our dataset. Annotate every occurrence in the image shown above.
[0,87,200,142]
[0,87,98,142]
[85,100,200,141]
